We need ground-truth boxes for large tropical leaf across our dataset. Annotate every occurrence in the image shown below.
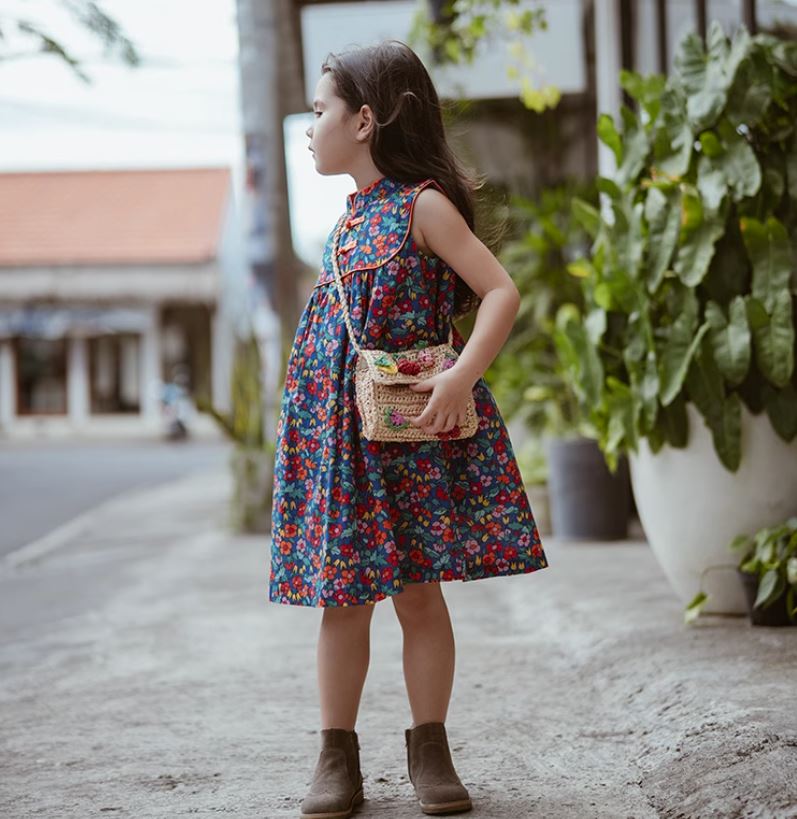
[644,186,681,291]
[674,218,725,286]
[675,22,751,131]
[659,291,710,405]
[747,291,795,387]
[740,216,792,312]
[763,382,797,441]
[685,337,742,471]
[705,296,751,386]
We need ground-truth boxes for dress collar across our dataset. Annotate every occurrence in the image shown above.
[346,175,398,213]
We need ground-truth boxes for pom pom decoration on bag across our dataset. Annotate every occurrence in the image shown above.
[329,216,479,442]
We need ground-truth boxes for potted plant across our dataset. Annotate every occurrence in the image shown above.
[487,180,631,540]
[685,516,797,626]
[197,332,276,534]
[557,22,797,611]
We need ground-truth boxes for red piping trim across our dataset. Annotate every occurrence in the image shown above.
[313,178,445,289]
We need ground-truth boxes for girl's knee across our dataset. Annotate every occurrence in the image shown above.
[392,582,446,624]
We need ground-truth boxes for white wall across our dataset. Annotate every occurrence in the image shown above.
[301,0,586,104]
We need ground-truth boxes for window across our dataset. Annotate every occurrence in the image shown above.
[15,338,68,415]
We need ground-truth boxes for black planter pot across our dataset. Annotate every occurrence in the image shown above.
[546,436,630,540]
[737,569,796,627]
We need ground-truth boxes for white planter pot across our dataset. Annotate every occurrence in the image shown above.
[629,402,797,614]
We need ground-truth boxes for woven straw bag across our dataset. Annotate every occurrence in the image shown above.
[329,217,479,442]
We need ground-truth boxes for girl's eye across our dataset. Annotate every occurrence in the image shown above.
[313,111,322,117]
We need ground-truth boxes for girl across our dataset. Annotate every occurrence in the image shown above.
[269,39,549,819]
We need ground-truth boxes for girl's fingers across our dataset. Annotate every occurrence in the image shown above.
[410,400,433,426]
[413,407,438,428]
[412,404,468,432]
[434,412,453,434]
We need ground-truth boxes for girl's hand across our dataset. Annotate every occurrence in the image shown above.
[407,368,475,434]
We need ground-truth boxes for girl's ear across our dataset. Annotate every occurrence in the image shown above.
[355,104,375,143]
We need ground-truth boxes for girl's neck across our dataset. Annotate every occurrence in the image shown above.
[350,162,384,194]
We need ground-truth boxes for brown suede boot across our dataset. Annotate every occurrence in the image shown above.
[300,728,364,819]
[405,722,473,815]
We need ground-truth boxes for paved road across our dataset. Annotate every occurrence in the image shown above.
[0,437,231,558]
[1,468,795,818]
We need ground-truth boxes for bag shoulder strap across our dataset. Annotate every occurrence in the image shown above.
[329,216,454,353]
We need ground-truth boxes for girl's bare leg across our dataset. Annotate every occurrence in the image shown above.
[317,603,376,730]
[392,582,455,726]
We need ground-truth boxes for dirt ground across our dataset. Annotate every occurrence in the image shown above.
[1,468,795,819]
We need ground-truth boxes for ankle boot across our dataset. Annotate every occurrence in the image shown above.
[405,722,473,815]
[300,728,364,819]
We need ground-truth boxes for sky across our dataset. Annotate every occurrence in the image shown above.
[0,0,352,267]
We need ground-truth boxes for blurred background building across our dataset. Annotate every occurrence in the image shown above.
[0,167,243,436]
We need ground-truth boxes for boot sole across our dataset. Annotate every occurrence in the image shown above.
[300,786,364,819]
[419,796,473,815]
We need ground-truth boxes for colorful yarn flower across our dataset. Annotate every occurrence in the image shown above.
[384,408,410,429]
[374,353,398,375]
[397,359,422,375]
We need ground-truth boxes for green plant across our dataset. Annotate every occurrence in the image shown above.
[685,516,797,624]
[407,0,559,112]
[557,22,797,473]
[484,178,599,441]
[197,331,273,453]
[515,435,548,485]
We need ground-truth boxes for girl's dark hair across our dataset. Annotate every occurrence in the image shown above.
[321,39,482,319]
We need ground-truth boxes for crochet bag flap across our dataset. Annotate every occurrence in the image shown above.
[358,343,461,384]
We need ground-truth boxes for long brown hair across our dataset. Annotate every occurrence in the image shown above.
[321,39,482,319]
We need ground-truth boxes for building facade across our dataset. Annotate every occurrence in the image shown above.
[0,167,245,438]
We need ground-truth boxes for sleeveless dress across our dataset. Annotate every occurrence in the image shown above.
[269,175,549,607]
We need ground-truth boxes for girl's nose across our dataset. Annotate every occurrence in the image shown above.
[305,125,312,138]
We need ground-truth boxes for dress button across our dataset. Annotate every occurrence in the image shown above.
[338,240,357,253]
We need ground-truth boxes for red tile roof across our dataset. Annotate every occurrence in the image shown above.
[0,167,232,267]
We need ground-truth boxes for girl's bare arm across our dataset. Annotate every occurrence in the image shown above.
[411,187,521,387]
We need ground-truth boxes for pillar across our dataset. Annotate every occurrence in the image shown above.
[67,336,89,425]
[0,340,15,428]
[140,305,162,421]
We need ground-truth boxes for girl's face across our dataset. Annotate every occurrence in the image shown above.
[306,72,370,175]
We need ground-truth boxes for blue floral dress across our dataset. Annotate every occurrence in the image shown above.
[269,175,549,606]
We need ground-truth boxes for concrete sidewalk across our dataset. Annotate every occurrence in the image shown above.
[1,466,795,819]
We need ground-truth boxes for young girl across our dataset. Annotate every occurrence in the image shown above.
[269,39,549,819]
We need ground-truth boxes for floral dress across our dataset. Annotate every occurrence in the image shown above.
[269,175,549,607]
